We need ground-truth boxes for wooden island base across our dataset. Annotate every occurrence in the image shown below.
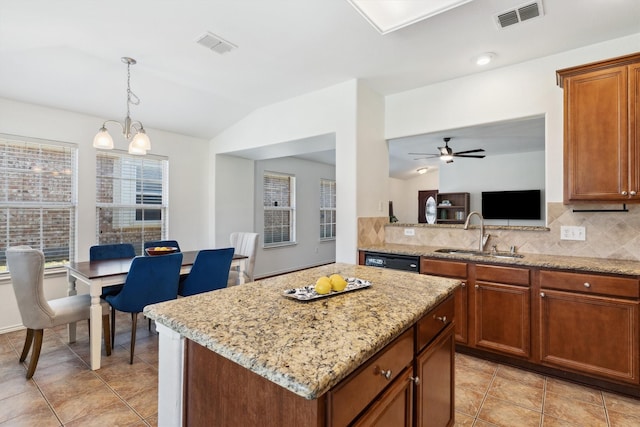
[183,295,456,427]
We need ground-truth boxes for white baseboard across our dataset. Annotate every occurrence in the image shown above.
[0,324,25,335]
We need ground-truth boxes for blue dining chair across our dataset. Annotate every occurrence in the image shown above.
[90,243,137,297]
[179,248,235,297]
[105,252,183,364]
[143,240,181,255]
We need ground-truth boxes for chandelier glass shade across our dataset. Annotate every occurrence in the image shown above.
[93,57,151,155]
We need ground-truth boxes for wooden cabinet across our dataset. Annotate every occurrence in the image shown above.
[539,270,640,384]
[415,323,455,427]
[557,52,640,203]
[436,192,469,224]
[422,258,468,344]
[473,264,531,358]
[183,295,456,426]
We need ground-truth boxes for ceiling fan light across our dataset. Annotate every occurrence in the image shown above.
[93,127,114,150]
[441,154,454,162]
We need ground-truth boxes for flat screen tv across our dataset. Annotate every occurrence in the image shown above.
[482,190,541,220]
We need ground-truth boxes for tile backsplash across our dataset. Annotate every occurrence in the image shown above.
[360,202,640,261]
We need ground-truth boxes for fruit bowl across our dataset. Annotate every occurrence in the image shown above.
[145,246,179,256]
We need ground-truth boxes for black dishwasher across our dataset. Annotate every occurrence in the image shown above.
[363,251,420,273]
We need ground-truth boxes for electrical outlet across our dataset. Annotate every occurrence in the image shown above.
[560,225,586,241]
[404,228,415,236]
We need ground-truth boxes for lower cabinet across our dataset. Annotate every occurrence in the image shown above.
[473,264,531,358]
[415,323,455,427]
[539,270,640,385]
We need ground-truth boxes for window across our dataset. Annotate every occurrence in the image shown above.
[320,179,336,240]
[263,172,295,246]
[96,151,168,254]
[0,134,77,272]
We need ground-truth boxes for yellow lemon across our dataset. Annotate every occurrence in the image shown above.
[330,275,347,292]
[315,277,332,294]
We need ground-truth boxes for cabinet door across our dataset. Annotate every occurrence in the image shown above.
[473,281,531,358]
[564,65,630,202]
[539,289,639,384]
[422,259,468,344]
[352,367,413,427]
[415,323,455,427]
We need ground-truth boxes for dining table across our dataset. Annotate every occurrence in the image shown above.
[66,250,248,370]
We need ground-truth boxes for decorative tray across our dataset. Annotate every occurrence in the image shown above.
[145,246,179,256]
[283,278,372,301]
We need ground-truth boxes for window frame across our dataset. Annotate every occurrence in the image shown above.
[0,133,77,273]
[95,150,168,255]
[319,178,336,241]
[263,172,296,247]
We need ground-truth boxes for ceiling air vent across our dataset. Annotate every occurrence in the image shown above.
[196,31,237,54]
[494,1,544,29]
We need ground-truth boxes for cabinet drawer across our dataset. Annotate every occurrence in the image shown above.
[328,328,414,427]
[416,295,455,352]
[422,258,467,278]
[476,264,530,286]
[540,270,640,298]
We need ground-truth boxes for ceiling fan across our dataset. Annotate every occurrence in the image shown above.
[410,137,486,163]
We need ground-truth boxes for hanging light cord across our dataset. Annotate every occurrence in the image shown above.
[126,60,140,118]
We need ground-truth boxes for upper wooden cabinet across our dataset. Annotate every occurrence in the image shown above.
[557,52,640,203]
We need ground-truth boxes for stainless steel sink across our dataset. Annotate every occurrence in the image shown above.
[434,248,524,259]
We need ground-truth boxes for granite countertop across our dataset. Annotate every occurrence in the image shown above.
[359,243,640,276]
[143,263,459,400]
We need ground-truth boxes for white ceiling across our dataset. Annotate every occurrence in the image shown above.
[0,0,638,176]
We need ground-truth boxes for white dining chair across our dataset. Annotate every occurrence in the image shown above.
[6,246,111,379]
[228,232,258,285]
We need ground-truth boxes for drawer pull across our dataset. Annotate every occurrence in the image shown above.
[632,191,637,196]
[380,369,392,380]
[475,284,479,289]
[436,315,447,324]
[461,282,466,287]
[409,376,420,385]
[540,292,545,297]
[584,282,591,288]
[622,191,628,196]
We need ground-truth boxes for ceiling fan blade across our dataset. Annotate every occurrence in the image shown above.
[453,154,486,158]
[412,155,439,160]
[453,148,485,155]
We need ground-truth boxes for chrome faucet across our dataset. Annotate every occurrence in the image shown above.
[464,211,490,252]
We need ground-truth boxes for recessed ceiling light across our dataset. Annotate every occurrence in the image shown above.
[475,52,496,66]
[417,167,429,174]
[346,0,475,34]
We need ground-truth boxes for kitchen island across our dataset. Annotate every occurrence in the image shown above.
[144,262,460,426]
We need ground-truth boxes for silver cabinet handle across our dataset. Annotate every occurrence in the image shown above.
[461,281,466,287]
[475,284,479,289]
[622,191,628,196]
[584,282,591,288]
[540,292,545,297]
[409,376,420,385]
[380,369,392,380]
[632,191,637,196]
[436,316,447,323]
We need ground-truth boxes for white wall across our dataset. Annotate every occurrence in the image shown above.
[440,151,546,226]
[386,33,640,205]
[211,80,386,266]
[253,157,336,277]
[0,97,209,332]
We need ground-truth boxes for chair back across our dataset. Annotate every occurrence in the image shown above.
[90,243,136,260]
[179,248,235,297]
[6,246,55,329]
[230,232,259,281]
[143,240,181,255]
[106,252,183,312]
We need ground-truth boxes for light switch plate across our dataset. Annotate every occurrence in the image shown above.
[404,228,415,236]
[560,225,586,241]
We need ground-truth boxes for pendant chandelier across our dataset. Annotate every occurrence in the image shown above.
[93,57,151,155]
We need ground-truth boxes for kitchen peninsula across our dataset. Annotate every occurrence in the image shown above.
[144,263,460,426]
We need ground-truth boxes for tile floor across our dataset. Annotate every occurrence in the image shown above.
[1,315,640,426]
